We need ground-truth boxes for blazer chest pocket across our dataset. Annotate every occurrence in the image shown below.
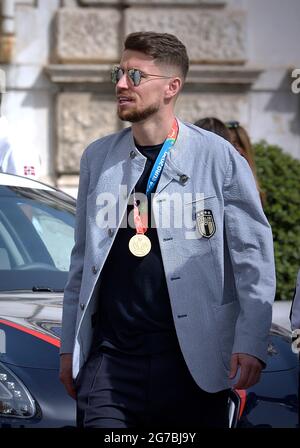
[180,195,218,257]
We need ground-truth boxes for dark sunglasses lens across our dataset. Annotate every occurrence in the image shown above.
[116,68,124,83]
[129,69,141,86]
[111,67,124,84]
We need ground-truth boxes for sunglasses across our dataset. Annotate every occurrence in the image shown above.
[226,121,240,129]
[111,66,173,87]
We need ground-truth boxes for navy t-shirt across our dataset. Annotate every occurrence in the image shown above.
[94,143,179,354]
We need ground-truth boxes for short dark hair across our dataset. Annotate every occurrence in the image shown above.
[124,31,189,80]
[194,117,231,143]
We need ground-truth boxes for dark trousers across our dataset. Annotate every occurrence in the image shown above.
[76,346,230,428]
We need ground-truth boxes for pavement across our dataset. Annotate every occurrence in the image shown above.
[272,300,292,330]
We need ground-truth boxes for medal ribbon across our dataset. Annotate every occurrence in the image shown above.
[133,118,179,235]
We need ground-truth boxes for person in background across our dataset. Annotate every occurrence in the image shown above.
[226,121,257,177]
[194,117,231,143]
[194,118,265,206]
[226,121,265,205]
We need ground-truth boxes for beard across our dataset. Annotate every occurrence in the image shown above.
[117,103,160,123]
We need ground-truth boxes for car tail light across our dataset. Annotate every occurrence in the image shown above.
[235,389,247,419]
[0,362,36,418]
[228,388,247,427]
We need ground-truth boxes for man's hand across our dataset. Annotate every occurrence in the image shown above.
[59,353,76,400]
[229,353,263,389]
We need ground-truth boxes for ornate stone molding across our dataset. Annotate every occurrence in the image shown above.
[79,0,225,5]
[46,64,112,84]
[46,63,263,86]
[187,65,263,85]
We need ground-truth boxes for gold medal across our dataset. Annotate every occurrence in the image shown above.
[129,234,151,257]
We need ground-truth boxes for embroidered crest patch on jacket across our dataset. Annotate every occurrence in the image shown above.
[196,209,216,238]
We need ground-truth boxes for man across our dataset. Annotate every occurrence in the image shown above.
[60,32,276,428]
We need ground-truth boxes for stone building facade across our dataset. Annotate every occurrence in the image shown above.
[0,0,299,195]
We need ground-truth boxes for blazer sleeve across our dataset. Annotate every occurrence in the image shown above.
[223,147,276,365]
[60,150,89,354]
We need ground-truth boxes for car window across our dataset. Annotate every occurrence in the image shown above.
[18,203,74,271]
[0,186,75,291]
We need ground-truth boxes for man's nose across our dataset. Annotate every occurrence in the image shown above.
[116,71,129,89]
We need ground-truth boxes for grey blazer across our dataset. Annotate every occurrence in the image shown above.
[60,120,276,393]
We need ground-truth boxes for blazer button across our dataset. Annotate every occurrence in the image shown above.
[108,228,114,237]
[92,265,98,274]
[179,174,189,185]
[129,150,136,159]
[80,303,85,310]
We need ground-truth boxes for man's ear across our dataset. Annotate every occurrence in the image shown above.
[165,77,182,99]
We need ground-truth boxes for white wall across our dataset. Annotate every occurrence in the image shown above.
[247,0,300,67]
[247,0,300,157]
